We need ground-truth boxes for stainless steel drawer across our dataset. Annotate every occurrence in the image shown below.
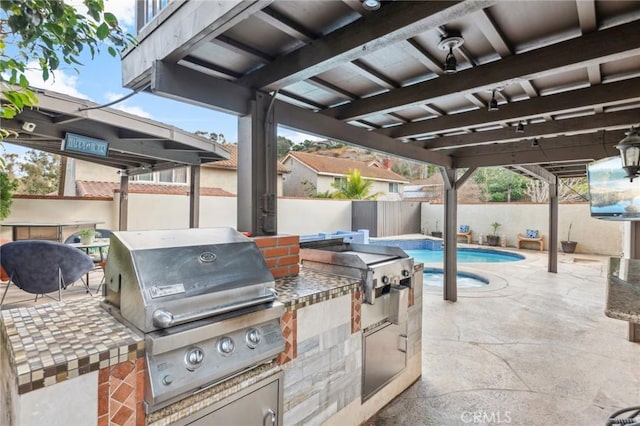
[362,321,407,400]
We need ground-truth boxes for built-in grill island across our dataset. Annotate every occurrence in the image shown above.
[102,228,285,413]
[300,239,414,400]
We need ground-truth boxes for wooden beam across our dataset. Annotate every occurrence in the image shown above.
[511,165,556,183]
[383,77,640,139]
[423,109,639,149]
[473,9,512,57]
[577,0,598,33]
[274,101,452,167]
[236,0,495,90]
[253,8,316,42]
[152,61,252,116]
[402,38,445,74]
[307,77,357,100]
[452,130,624,168]
[148,61,452,167]
[349,60,398,89]
[324,21,640,120]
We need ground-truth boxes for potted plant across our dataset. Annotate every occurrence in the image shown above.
[486,221,501,246]
[78,229,99,245]
[561,223,577,253]
[431,220,443,238]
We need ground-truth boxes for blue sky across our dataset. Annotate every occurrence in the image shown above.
[2,0,320,157]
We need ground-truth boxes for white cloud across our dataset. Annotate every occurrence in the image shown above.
[23,62,91,100]
[104,0,136,30]
[104,91,153,119]
[278,128,325,145]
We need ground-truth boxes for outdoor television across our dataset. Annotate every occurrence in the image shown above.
[588,155,640,221]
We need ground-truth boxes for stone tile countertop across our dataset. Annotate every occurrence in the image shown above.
[1,268,359,395]
[0,297,143,394]
[606,257,640,323]
[274,268,360,311]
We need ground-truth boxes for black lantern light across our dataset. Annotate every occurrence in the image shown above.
[438,30,464,75]
[616,127,640,181]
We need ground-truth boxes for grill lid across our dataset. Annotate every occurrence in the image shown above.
[104,228,276,332]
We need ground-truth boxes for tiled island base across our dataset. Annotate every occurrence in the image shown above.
[1,265,423,425]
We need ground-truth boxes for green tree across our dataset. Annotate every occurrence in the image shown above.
[0,0,134,151]
[331,169,378,200]
[0,170,17,219]
[12,149,60,194]
[277,136,293,158]
[474,167,530,202]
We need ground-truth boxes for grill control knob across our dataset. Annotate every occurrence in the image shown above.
[245,328,261,349]
[185,347,205,371]
[402,269,411,277]
[162,375,173,386]
[381,276,390,285]
[218,337,235,356]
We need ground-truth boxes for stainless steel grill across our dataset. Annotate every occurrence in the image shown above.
[300,239,413,306]
[102,228,284,413]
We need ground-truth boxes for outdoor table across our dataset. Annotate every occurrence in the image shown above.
[68,239,110,289]
[1,221,104,243]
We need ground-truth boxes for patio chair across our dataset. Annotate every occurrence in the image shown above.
[517,229,544,251]
[0,240,96,306]
[457,225,472,244]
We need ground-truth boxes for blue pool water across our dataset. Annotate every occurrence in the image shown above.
[422,268,489,288]
[405,248,524,264]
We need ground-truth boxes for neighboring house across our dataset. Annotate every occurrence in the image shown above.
[75,181,233,197]
[200,144,289,196]
[281,151,408,200]
[64,144,288,196]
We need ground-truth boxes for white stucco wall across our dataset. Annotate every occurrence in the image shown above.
[73,159,121,183]
[200,168,237,193]
[278,198,352,235]
[422,202,623,256]
[200,168,283,196]
[1,195,350,237]
[0,197,116,241]
[1,197,622,255]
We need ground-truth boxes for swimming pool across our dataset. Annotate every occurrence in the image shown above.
[369,239,524,263]
[423,268,489,288]
[405,248,524,264]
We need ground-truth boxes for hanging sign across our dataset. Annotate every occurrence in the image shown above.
[62,133,109,158]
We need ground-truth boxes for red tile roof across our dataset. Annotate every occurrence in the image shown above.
[203,144,289,173]
[283,151,409,182]
[76,181,233,197]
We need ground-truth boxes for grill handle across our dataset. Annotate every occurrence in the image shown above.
[152,290,278,328]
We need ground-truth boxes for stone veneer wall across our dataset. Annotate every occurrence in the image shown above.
[281,294,361,425]
[253,235,300,278]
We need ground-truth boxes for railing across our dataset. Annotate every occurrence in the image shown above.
[136,0,171,32]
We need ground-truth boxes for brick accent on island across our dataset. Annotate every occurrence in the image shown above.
[98,357,146,426]
[253,235,300,278]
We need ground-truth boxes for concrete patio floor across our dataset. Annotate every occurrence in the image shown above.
[367,249,640,426]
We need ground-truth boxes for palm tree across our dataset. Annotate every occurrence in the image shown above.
[331,169,378,199]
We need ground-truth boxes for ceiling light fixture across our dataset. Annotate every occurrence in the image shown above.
[516,121,525,133]
[361,0,381,11]
[616,126,640,181]
[488,90,499,111]
[438,30,464,75]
